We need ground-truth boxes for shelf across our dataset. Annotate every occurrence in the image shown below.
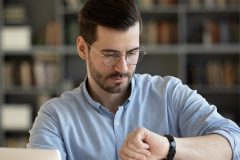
[32,45,60,52]
[56,44,240,55]
[142,44,240,54]
[186,6,240,13]
[145,44,180,54]
[1,45,60,55]
[140,5,179,14]
[191,85,240,94]
[61,6,82,15]
[0,0,239,147]
[55,44,180,55]
[60,5,240,15]
[2,45,77,55]
[3,86,60,95]
[185,44,240,53]
[59,45,77,54]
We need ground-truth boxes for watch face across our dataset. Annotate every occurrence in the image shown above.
[171,140,176,148]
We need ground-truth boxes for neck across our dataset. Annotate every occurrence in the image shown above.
[86,78,131,113]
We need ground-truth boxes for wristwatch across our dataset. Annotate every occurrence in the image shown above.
[164,134,176,160]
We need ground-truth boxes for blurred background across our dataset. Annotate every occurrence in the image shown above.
[0,0,239,147]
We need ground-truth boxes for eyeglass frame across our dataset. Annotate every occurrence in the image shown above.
[85,42,147,67]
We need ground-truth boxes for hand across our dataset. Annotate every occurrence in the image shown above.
[119,127,169,160]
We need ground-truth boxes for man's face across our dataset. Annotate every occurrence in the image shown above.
[87,23,140,93]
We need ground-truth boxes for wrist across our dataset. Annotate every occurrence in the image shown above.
[164,134,176,160]
[163,136,170,158]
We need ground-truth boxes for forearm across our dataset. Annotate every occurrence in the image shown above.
[174,134,232,160]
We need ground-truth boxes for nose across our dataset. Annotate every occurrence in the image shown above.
[114,55,128,73]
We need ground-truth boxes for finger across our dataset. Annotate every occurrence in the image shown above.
[128,128,150,150]
[131,138,150,149]
[119,152,137,160]
[127,142,151,157]
[120,146,148,160]
[122,128,151,157]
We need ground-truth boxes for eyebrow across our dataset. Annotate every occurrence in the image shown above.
[101,46,140,53]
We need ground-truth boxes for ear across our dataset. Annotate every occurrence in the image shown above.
[76,36,88,60]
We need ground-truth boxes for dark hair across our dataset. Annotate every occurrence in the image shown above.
[78,0,142,45]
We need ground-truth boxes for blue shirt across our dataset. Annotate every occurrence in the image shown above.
[27,74,240,160]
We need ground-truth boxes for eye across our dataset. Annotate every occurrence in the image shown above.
[127,50,139,56]
[102,51,120,57]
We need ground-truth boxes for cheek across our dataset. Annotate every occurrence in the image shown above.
[88,54,100,68]
[90,53,105,66]
[88,56,109,75]
[128,65,136,72]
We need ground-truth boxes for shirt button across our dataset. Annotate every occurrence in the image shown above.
[115,121,120,125]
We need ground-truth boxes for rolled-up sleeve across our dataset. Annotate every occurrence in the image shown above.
[168,78,240,159]
[211,122,240,160]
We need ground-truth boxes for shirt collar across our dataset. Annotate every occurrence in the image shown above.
[81,75,136,112]
[82,77,102,113]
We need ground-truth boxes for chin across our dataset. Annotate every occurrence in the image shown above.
[105,83,129,93]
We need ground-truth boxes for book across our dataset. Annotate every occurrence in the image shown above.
[4,4,27,25]
[143,20,158,44]
[158,21,171,44]
[219,20,229,43]
[204,0,215,8]
[229,21,239,43]
[64,0,81,9]
[207,61,224,86]
[1,26,31,51]
[19,61,32,88]
[34,52,59,88]
[223,61,237,87]
[159,0,177,6]
[228,0,239,6]
[6,137,29,148]
[209,20,220,44]
[4,62,14,88]
[203,19,220,45]
[45,63,59,86]
[171,22,178,43]
[139,0,153,8]
[1,104,32,131]
[45,21,61,46]
[217,0,226,8]
[189,0,202,8]
[34,61,46,88]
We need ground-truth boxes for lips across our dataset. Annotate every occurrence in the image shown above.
[112,76,126,83]
[110,74,127,83]
[107,73,130,84]
[109,73,129,78]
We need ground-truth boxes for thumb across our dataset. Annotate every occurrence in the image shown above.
[138,128,150,149]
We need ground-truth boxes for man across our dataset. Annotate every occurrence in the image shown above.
[28,0,240,160]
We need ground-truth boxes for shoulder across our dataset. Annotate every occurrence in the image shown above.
[39,85,84,115]
[133,74,183,90]
[132,74,193,102]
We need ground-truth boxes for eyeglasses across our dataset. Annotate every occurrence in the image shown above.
[86,42,146,67]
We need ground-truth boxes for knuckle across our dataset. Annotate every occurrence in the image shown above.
[136,127,146,132]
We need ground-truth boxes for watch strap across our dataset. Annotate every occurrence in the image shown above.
[164,134,176,160]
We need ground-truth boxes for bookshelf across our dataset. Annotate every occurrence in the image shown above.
[0,0,4,146]
[0,0,58,147]
[59,0,240,121]
[0,0,239,147]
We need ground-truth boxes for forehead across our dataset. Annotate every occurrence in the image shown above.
[94,23,140,48]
